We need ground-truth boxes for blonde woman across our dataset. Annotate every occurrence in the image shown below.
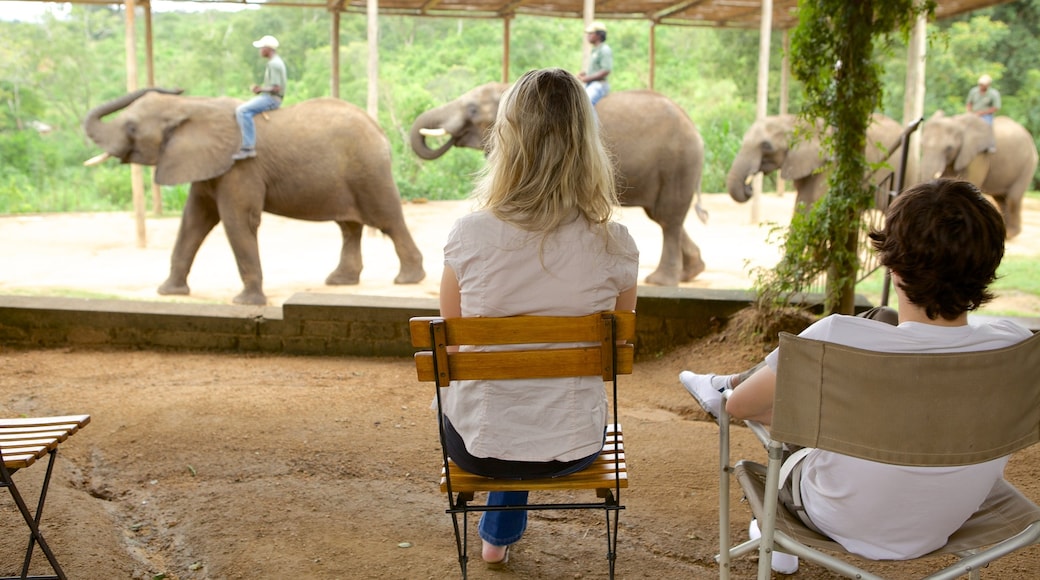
[438,68,639,567]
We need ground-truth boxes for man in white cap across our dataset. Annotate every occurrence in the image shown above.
[965,74,1000,125]
[232,35,288,161]
[578,21,612,106]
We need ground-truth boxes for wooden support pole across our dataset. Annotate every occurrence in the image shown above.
[144,0,162,217]
[124,0,146,248]
[648,22,656,90]
[502,16,511,83]
[751,0,772,224]
[331,9,341,98]
[367,0,378,119]
[777,29,789,196]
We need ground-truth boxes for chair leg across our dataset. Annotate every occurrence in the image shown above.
[448,493,470,579]
[603,504,620,580]
[1,450,66,580]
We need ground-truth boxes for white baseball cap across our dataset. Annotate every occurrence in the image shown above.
[253,35,280,50]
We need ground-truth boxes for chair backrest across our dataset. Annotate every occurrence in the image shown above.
[410,311,636,387]
[772,331,1040,467]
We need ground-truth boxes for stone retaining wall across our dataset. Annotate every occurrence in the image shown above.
[0,287,759,357]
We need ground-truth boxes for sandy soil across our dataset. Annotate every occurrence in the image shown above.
[1,192,1039,579]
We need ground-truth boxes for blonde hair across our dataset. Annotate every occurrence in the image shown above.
[473,68,619,233]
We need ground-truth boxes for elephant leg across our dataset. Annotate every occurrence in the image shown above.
[216,194,266,306]
[326,221,363,285]
[383,220,426,285]
[680,228,706,282]
[995,193,1023,239]
[158,184,219,297]
[643,208,684,286]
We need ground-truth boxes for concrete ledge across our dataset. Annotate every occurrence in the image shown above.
[9,290,1028,357]
[0,289,761,357]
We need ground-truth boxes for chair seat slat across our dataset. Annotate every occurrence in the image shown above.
[415,346,633,383]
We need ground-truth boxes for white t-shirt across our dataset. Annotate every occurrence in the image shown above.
[765,314,1032,559]
[442,209,639,462]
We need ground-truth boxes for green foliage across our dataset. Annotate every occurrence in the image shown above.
[756,0,934,315]
[1,2,1038,216]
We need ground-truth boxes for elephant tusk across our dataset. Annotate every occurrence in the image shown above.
[744,174,755,186]
[419,127,447,137]
[933,171,943,179]
[83,152,111,166]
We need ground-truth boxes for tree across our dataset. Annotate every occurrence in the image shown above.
[755,0,935,315]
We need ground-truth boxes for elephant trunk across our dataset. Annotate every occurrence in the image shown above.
[83,87,183,160]
[726,156,758,203]
[409,106,459,160]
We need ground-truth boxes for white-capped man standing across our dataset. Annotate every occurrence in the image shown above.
[578,22,612,106]
[232,35,288,161]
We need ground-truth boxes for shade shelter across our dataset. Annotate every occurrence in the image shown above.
[6,0,1013,244]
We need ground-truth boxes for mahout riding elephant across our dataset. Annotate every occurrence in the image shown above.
[919,111,1038,239]
[410,82,706,286]
[83,88,425,305]
[727,113,908,213]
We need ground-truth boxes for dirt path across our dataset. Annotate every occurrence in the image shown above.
[1,193,1039,578]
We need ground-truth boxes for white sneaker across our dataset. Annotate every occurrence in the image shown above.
[679,371,724,420]
[748,518,799,574]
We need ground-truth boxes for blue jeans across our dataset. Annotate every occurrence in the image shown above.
[585,81,610,106]
[441,418,602,546]
[235,94,281,150]
[479,447,600,546]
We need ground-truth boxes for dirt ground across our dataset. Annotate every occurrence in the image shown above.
[1,192,1040,579]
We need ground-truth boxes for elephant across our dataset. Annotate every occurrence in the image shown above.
[410,83,706,286]
[919,111,1038,239]
[83,87,425,305]
[727,113,908,213]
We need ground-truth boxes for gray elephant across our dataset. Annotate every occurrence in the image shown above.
[83,88,425,305]
[727,113,907,213]
[920,111,1038,239]
[410,83,706,286]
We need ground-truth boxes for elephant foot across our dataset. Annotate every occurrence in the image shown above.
[644,269,680,286]
[681,258,707,282]
[158,280,190,296]
[394,266,426,285]
[232,289,267,306]
[1006,227,1021,240]
[326,271,361,285]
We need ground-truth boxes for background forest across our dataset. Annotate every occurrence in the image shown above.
[1,0,1039,214]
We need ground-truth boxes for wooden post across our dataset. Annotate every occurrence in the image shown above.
[777,29,789,196]
[124,0,146,248]
[902,11,926,186]
[648,22,656,90]
[751,0,773,224]
[502,16,511,83]
[366,0,378,119]
[331,8,341,98]
[144,0,162,217]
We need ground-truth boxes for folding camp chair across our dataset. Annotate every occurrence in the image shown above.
[410,311,635,579]
[0,414,91,580]
[716,332,1040,579]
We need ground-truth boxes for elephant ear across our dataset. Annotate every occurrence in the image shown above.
[781,138,825,181]
[955,115,995,173]
[154,99,240,186]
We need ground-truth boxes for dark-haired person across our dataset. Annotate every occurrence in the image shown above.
[680,179,1031,569]
[578,21,612,106]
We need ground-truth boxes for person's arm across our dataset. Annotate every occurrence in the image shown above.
[614,286,637,313]
[439,265,462,319]
[725,364,777,425]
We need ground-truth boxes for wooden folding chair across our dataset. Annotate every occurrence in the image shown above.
[410,311,635,579]
[716,332,1040,579]
[0,415,91,580]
